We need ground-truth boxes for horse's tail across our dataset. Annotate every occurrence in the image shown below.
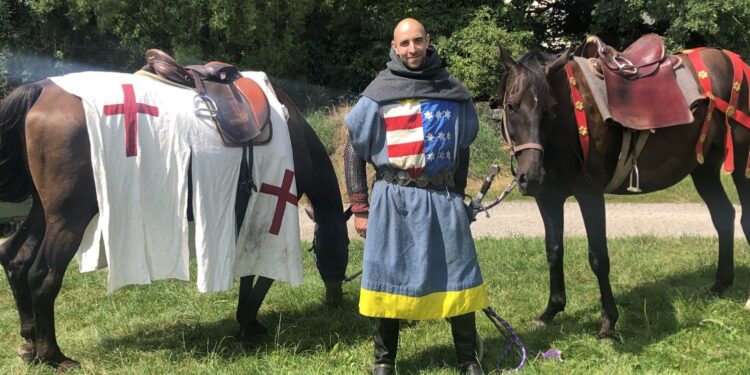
[0,83,42,202]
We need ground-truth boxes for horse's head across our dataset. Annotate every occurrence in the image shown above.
[496,48,571,195]
[305,205,351,306]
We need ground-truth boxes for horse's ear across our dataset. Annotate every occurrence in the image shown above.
[499,48,517,70]
[305,206,316,221]
[544,46,574,76]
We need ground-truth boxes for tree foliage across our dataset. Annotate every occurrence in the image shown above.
[589,0,750,55]
[1,0,749,100]
[436,6,533,101]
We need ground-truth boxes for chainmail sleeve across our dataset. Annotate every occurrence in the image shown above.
[344,139,369,213]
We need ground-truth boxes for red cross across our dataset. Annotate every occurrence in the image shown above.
[259,169,298,235]
[103,84,159,157]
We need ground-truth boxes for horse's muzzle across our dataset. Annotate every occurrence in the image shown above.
[515,150,545,196]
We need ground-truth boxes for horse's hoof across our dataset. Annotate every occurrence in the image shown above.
[235,319,269,343]
[596,329,621,342]
[249,319,268,335]
[324,280,343,308]
[16,342,36,363]
[708,282,728,297]
[530,319,547,330]
[55,358,81,373]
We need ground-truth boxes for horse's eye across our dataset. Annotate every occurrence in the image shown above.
[505,102,516,113]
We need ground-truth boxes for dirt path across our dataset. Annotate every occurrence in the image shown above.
[1,202,740,245]
[298,202,745,240]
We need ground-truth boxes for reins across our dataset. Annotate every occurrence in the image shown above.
[468,165,526,371]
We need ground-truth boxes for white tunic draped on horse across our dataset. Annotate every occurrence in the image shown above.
[51,71,302,293]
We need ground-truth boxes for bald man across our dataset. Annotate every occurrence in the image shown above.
[343,18,487,375]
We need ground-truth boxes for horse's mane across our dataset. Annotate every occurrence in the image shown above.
[504,50,555,102]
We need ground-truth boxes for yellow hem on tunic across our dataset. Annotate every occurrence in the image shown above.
[359,284,490,320]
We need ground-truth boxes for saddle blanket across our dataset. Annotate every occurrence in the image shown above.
[50,71,301,293]
[573,56,705,126]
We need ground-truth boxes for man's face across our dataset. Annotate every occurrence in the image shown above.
[392,22,430,70]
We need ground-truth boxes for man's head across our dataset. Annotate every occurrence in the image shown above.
[391,18,430,70]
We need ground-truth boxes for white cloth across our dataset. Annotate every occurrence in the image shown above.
[233,72,303,285]
[54,71,302,292]
[52,72,243,293]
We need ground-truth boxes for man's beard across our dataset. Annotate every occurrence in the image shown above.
[398,54,423,70]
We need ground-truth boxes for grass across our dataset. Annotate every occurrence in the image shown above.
[2,236,750,374]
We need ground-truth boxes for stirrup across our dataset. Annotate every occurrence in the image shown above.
[627,161,642,193]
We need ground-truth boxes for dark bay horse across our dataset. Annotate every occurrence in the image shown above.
[0,78,349,371]
[497,45,750,339]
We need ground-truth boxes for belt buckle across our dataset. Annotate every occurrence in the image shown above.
[415,174,429,188]
[381,170,395,184]
[396,171,411,186]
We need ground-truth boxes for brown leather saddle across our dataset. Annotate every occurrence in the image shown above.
[141,49,271,146]
[577,34,693,130]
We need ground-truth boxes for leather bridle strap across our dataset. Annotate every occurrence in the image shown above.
[501,98,544,157]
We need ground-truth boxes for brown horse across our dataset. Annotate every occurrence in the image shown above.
[496,44,750,339]
[0,78,349,371]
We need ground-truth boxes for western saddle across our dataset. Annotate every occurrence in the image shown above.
[141,49,270,146]
[576,34,692,131]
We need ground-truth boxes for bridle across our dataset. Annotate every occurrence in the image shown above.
[498,88,545,176]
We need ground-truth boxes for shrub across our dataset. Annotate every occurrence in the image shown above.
[435,6,533,101]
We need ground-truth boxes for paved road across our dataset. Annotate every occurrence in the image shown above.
[1,202,740,245]
[298,202,745,241]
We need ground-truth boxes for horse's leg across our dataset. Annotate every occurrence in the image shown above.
[533,191,567,327]
[24,84,97,370]
[28,213,93,370]
[728,126,750,307]
[691,152,735,295]
[235,275,273,341]
[0,195,44,363]
[232,154,274,342]
[576,191,618,339]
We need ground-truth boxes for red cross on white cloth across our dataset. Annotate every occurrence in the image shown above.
[103,84,159,157]
[259,169,298,235]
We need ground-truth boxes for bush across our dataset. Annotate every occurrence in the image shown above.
[435,6,533,101]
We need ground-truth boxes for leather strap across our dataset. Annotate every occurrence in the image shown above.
[603,129,650,193]
[565,62,590,164]
[685,48,750,174]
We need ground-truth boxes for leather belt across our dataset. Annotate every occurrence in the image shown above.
[377,170,455,190]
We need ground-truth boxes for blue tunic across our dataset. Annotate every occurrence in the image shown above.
[345,96,489,320]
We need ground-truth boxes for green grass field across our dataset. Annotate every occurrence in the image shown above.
[2,236,749,374]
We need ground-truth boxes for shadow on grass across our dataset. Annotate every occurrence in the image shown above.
[517,265,750,356]
[97,296,373,361]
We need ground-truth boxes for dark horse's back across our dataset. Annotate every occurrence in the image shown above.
[591,48,740,194]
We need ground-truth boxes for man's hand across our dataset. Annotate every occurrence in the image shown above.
[354,212,368,238]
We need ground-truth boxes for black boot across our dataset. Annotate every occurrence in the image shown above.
[373,318,399,373]
[450,313,483,375]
